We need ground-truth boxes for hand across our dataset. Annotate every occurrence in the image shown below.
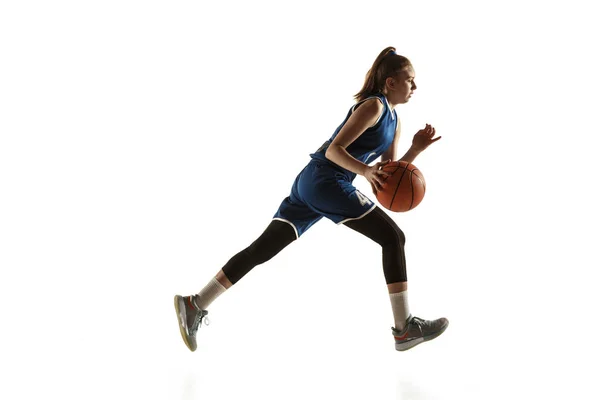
[412,124,441,152]
[364,159,393,194]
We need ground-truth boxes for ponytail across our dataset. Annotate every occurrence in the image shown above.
[354,47,412,102]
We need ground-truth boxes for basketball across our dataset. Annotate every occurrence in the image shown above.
[376,161,426,212]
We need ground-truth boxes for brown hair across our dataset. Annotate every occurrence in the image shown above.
[354,47,412,102]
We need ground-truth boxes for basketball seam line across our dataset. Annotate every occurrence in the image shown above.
[409,170,414,210]
[379,163,402,207]
[389,164,409,210]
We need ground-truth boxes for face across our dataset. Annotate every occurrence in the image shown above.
[385,66,416,104]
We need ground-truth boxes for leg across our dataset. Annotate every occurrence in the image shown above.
[220,219,297,286]
[174,219,296,352]
[216,269,233,289]
[197,219,297,310]
[343,206,408,292]
[196,188,319,309]
[344,206,448,351]
[343,206,411,330]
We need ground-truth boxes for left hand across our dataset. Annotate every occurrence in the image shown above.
[412,124,441,152]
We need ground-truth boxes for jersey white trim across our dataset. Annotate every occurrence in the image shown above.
[383,96,395,120]
[337,203,377,225]
[272,218,299,239]
[352,96,385,127]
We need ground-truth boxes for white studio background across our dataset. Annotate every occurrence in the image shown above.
[1,1,599,399]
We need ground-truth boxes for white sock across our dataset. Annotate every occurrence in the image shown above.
[390,291,410,331]
[194,277,227,310]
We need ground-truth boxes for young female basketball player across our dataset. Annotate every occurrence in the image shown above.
[175,47,448,352]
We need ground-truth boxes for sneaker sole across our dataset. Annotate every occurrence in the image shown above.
[395,320,449,352]
[174,295,196,352]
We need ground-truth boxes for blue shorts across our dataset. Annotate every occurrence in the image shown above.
[273,160,377,238]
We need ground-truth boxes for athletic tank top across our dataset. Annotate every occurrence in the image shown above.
[309,92,397,179]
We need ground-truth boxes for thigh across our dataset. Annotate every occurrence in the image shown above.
[343,206,405,246]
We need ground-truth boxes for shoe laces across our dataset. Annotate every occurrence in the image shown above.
[190,310,210,336]
[409,316,426,333]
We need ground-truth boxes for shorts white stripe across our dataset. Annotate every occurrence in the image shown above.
[272,218,299,239]
[337,203,377,225]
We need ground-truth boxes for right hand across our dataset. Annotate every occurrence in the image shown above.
[364,159,393,194]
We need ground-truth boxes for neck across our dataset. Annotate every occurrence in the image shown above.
[382,93,396,110]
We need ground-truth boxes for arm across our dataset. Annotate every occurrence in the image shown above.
[400,123,442,164]
[381,118,429,165]
[325,98,392,192]
[381,118,401,162]
[325,98,383,176]
[399,147,421,164]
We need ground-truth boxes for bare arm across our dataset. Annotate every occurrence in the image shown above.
[399,147,422,164]
[325,98,383,176]
[400,123,442,164]
[381,118,401,162]
[325,98,392,191]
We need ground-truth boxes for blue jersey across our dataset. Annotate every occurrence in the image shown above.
[309,93,397,180]
[273,93,398,237]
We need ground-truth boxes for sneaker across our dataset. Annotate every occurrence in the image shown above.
[392,314,449,351]
[174,295,210,352]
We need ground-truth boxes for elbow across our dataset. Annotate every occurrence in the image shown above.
[325,144,342,161]
[324,146,334,161]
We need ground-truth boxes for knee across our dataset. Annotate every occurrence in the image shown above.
[383,225,405,248]
[247,222,296,263]
[395,225,406,246]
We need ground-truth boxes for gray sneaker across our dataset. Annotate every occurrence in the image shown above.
[174,295,210,352]
[392,315,449,351]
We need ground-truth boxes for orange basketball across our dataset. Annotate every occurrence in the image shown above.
[376,161,426,212]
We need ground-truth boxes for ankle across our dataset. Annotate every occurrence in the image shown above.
[194,277,227,310]
[187,295,201,311]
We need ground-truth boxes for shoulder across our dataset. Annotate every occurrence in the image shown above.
[364,96,385,109]
[353,96,384,118]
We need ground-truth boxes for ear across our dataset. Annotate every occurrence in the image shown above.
[385,76,396,90]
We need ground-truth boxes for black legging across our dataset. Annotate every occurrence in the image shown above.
[222,206,407,285]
